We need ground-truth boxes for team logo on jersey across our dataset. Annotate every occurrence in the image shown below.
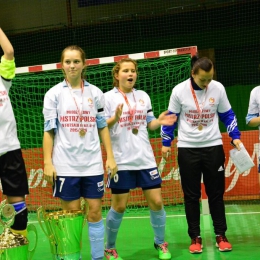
[88,98,94,108]
[209,97,215,104]
[139,99,145,106]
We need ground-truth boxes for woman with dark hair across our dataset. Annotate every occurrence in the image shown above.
[161,56,242,254]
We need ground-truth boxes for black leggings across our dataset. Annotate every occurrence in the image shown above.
[178,145,227,238]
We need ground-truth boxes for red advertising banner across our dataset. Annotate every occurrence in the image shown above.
[0,130,259,209]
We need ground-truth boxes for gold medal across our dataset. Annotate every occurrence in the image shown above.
[198,124,203,131]
[2,204,15,219]
[132,128,138,135]
[79,129,86,137]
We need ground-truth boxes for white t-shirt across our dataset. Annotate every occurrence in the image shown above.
[246,85,260,137]
[168,78,231,147]
[0,57,20,154]
[104,87,157,170]
[43,80,105,176]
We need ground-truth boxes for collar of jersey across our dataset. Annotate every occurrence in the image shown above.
[62,79,89,88]
[113,86,137,93]
[190,77,203,91]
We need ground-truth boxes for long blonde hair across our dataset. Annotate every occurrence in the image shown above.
[112,58,138,87]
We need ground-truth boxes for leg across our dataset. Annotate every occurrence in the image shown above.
[201,145,227,235]
[7,195,28,237]
[143,187,165,245]
[106,191,129,249]
[0,149,29,237]
[178,148,202,239]
[85,198,104,260]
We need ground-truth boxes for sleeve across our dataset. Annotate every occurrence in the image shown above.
[42,90,58,121]
[44,119,57,133]
[246,87,259,124]
[0,56,15,80]
[104,92,111,120]
[161,112,179,147]
[218,108,241,140]
[94,87,108,129]
[146,93,156,123]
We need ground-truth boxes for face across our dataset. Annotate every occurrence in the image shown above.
[62,50,85,81]
[192,67,214,89]
[116,62,137,93]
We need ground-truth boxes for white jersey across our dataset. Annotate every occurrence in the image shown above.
[246,85,260,137]
[0,57,20,154]
[104,87,157,170]
[43,80,105,176]
[168,78,231,148]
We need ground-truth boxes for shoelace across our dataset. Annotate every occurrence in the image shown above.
[106,249,118,257]
[159,242,169,253]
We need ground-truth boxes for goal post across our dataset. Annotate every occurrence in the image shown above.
[5,46,197,212]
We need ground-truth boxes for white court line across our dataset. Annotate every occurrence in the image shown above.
[28,211,260,224]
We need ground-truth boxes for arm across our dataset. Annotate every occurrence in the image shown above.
[160,111,179,159]
[0,28,14,60]
[247,117,260,127]
[246,87,260,127]
[98,127,118,178]
[148,110,177,131]
[43,130,57,183]
[218,108,242,150]
[107,103,123,128]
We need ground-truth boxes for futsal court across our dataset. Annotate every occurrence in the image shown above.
[1,0,260,259]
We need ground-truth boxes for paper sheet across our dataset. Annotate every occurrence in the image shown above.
[229,143,255,174]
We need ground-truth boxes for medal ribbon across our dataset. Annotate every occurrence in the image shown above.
[190,81,207,127]
[117,88,136,123]
[66,80,84,122]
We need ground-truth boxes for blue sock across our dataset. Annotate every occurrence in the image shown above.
[150,208,166,245]
[106,207,124,249]
[88,219,105,260]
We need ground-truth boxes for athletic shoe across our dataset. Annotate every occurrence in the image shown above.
[104,248,123,260]
[154,242,172,260]
[189,236,203,254]
[216,235,232,252]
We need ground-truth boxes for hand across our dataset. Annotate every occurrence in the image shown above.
[44,162,57,184]
[158,111,177,126]
[114,104,124,121]
[162,146,172,160]
[232,139,242,151]
[106,158,118,178]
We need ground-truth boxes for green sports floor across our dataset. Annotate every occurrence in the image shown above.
[26,204,260,260]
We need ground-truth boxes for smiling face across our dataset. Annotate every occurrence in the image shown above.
[61,48,85,82]
[192,67,214,89]
[115,61,137,93]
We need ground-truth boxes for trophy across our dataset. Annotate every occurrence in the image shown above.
[0,201,38,260]
[37,206,86,260]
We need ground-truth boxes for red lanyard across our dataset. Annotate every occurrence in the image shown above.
[190,82,207,118]
[117,88,136,123]
[66,80,84,121]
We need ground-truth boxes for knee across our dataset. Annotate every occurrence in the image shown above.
[149,199,163,211]
[112,204,126,213]
[88,209,102,222]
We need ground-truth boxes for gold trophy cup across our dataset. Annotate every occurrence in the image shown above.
[0,201,38,260]
[37,206,85,260]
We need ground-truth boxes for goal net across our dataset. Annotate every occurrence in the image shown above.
[5,46,197,212]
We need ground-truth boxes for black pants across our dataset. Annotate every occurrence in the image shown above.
[178,145,227,239]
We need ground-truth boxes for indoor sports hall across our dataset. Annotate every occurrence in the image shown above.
[0,1,259,259]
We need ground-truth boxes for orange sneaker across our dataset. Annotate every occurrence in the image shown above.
[189,237,203,254]
[216,235,232,252]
